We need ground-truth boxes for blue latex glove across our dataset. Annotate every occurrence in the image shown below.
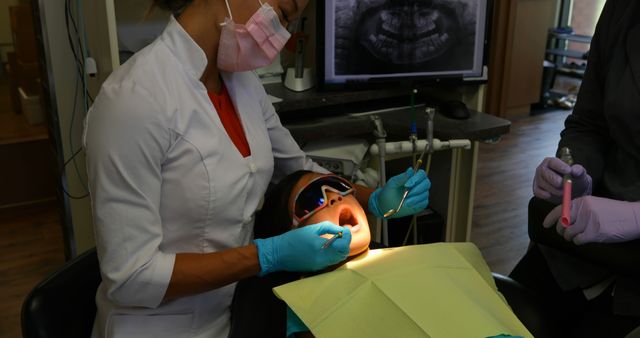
[253,221,351,276]
[369,167,430,219]
[286,306,308,338]
[543,196,640,245]
[533,157,592,204]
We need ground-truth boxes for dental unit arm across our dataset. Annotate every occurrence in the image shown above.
[369,106,471,158]
[381,107,435,219]
[369,108,471,245]
[368,138,472,156]
[370,115,390,245]
[370,115,388,185]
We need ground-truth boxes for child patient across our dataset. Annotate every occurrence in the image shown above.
[230,171,548,338]
[229,170,374,338]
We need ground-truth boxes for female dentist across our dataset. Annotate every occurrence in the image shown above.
[83,0,430,337]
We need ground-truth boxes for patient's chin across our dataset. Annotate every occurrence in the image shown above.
[349,227,371,256]
[349,243,369,256]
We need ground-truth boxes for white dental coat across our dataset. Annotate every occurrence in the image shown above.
[84,17,326,338]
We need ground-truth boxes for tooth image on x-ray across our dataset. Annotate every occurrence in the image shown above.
[334,0,479,75]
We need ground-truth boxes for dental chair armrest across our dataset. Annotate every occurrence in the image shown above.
[493,272,564,338]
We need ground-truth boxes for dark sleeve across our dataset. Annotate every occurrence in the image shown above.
[557,0,617,189]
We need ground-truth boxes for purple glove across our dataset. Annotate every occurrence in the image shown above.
[533,157,593,204]
[543,195,640,245]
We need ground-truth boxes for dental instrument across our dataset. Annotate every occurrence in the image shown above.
[409,90,418,244]
[407,106,435,244]
[560,147,573,227]
[322,231,343,249]
[370,115,389,246]
[410,90,418,155]
[383,107,436,218]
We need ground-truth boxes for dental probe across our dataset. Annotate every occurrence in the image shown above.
[322,231,343,249]
[383,107,435,218]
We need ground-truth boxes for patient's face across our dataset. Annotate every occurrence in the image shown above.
[289,173,371,256]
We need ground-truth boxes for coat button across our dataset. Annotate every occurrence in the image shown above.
[249,163,257,173]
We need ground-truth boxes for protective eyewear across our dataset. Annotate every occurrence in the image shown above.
[292,175,355,227]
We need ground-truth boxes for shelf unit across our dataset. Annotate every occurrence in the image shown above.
[545,30,592,72]
[546,48,587,60]
[548,31,592,44]
[541,30,592,104]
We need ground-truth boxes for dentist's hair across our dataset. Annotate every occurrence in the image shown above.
[254,170,312,239]
[150,0,195,14]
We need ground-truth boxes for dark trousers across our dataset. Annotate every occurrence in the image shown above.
[510,198,640,338]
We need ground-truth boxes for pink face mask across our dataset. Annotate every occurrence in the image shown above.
[217,0,291,72]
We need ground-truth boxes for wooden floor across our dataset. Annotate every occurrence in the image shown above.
[0,202,65,338]
[470,109,571,275]
[0,108,571,338]
[0,73,66,338]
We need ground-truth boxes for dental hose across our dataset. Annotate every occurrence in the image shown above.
[404,106,435,246]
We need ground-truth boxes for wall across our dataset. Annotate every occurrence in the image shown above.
[486,0,560,118]
[38,0,95,255]
[567,0,605,59]
[84,0,118,95]
[84,0,169,93]
[505,0,558,117]
[115,0,166,23]
[0,0,20,62]
[0,0,27,63]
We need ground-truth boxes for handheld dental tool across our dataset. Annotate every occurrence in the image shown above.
[322,231,343,249]
[560,147,573,227]
[410,89,418,153]
[383,107,436,218]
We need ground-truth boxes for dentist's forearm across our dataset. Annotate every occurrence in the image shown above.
[164,244,260,301]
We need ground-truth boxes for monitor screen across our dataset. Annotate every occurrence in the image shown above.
[318,0,490,88]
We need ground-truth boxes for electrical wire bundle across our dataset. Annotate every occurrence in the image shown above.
[62,0,92,199]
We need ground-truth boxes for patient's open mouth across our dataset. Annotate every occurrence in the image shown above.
[339,208,360,233]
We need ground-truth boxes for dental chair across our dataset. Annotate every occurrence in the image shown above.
[21,247,101,338]
[230,272,562,338]
[230,244,563,338]
[493,272,563,337]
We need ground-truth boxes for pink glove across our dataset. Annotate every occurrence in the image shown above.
[533,157,593,204]
[543,195,640,245]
